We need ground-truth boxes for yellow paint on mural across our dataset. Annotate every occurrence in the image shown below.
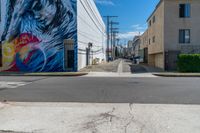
[2,41,15,67]
[1,40,33,71]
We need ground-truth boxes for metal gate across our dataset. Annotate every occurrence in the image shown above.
[165,50,180,71]
[64,39,75,71]
[86,48,90,66]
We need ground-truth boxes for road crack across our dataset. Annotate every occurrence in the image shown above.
[81,104,146,133]
[0,130,28,133]
[0,129,43,133]
[124,103,146,133]
[82,107,118,133]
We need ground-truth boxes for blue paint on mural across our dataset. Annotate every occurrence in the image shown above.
[1,0,77,72]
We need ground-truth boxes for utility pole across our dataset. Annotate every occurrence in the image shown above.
[116,38,120,58]
[110,27,119,60]
[110,22,119,60]
[112,31,119,59]
[103,16,118,62]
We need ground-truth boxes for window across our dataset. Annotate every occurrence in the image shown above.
[179,4,191,18]
[153,36,155,43]
[149,39,151,45]
[179,29,190,43]
[153,16,156,23]
[149,20,151,27]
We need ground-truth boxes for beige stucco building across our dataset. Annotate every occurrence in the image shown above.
[140,0,200,70]
[127,36,141,60]
[139,30,148,63]
[132,36,141,58]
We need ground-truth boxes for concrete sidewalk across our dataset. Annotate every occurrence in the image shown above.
[0,72,88,77]
[85,72,157,77]
[80,59,121,72]
[0,102,200,133]
[139,64,200,77]
[154,72,200,77]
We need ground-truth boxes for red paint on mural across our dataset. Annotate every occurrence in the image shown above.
[5,33,40,71]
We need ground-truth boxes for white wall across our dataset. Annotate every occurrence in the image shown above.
[77,0,106,70]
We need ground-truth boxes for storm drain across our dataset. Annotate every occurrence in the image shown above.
[0,81,28,89]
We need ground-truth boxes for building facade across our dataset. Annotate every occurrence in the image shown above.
[139,31,148,63]
[0,0,106,72]
[141,0,200,70]
[132,36,141,58]
[127,40,133,58]
[77,0,106,70]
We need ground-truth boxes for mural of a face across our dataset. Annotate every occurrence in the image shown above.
[1,0,77,72]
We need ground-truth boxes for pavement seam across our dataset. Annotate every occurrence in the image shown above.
[117,59,123,74]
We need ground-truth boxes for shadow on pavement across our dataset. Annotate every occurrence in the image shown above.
[129,64,147,73]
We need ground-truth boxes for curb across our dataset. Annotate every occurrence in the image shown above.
[153,73,200,77]
[0,72,88,77]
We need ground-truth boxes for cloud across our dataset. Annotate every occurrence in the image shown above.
[95,0,115,6]
[118,31,143,40]
[131,24,147,30]
[117,24,146,40]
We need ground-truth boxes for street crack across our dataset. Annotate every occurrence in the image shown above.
[0,130,28,133]
[82,107,118,133]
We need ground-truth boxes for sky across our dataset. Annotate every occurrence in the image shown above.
[95,0,160,44]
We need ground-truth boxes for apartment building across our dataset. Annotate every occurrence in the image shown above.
[132,36,141,58]
[127,36,141,60]
[139,31,148,63]
[127,40,133,58]
[0,0,106,72]
[141,0,200,70]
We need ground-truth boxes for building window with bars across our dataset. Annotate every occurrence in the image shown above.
[179,29,190,43]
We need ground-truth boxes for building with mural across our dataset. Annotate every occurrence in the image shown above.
[0,0,106,72]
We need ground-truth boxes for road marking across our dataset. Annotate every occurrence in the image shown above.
[0,81,28,89]
[117,59,123,74]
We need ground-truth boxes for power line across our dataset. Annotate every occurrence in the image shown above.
[78,32,104,44]
[103,16,118,62]
[78,40,103,48]
[110,21,119,60]
[78,15,106,36]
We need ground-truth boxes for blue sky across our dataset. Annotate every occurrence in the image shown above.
[95,0,160,43]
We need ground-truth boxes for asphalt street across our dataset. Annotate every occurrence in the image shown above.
[0,63,200,104]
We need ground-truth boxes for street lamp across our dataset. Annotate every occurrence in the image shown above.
[88,42,93,48]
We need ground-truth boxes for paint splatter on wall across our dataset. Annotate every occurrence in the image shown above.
[1,0,77,72]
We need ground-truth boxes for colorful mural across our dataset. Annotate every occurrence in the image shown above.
[0,0,77,72]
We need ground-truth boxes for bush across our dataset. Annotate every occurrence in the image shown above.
[177,54,200,72]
